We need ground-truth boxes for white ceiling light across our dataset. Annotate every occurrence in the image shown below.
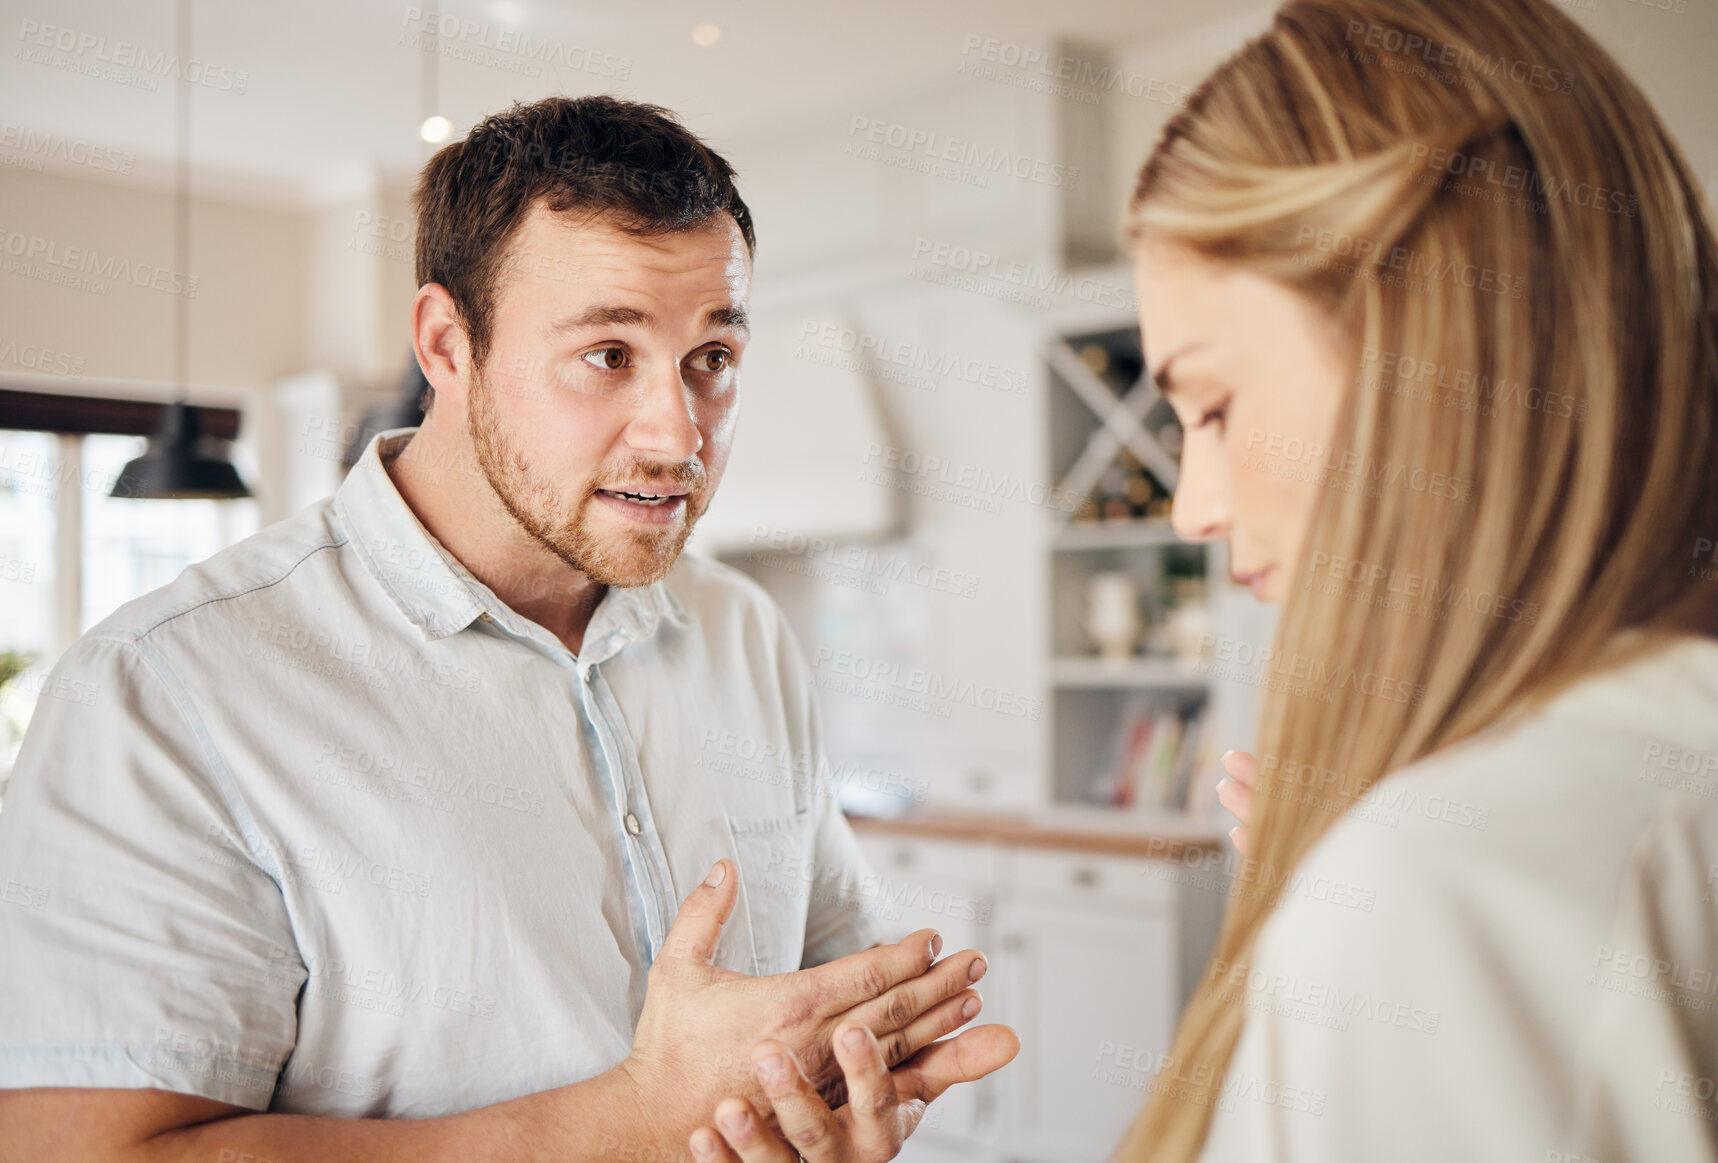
[691,22,721,47]
[420,115,452,144]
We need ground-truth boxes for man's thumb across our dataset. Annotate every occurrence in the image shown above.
[659,859,739,966]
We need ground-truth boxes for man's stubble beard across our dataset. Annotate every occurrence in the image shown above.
[466,364,707,588]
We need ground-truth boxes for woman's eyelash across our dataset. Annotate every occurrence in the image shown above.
[1196,403,1228,428]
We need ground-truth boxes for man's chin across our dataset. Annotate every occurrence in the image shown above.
[576,526,692,588]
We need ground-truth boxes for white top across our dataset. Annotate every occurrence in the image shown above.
[0,429,884,1117]
[1198,632,1718,1162]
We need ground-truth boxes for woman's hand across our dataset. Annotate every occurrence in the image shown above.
[687,1021,1020,1163]
[1214,749,1258,856]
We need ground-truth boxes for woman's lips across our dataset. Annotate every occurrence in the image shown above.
[1232,564,1274,598]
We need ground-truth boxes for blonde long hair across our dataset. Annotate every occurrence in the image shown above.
[1118,0,1718,1157]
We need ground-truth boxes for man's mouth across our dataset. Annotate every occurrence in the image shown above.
[593,484,695,526]
[597,488,682,508]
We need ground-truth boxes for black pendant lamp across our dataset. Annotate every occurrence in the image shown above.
[112,0,249,501]
[112,401,250,499]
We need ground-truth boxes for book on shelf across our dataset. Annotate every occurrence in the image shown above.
[1093,697,1216,815]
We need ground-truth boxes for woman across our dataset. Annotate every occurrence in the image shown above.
[689,0,1718,1159]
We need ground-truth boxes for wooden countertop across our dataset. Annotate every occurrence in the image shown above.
[846,807,1226,860]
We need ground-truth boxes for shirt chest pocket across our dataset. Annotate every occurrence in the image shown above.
[721,812,815,977]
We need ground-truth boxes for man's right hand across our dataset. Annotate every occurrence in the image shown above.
[618,860,988,1143]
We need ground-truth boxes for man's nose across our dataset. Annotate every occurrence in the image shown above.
[625,365,704,462]
[1169,439,1230,544]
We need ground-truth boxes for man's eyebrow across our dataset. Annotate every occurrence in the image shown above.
[707,305,749,334]
[546,304,655,335]
[543,303,749,337]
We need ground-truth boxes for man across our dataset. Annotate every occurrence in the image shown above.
[0,96,1015,1160]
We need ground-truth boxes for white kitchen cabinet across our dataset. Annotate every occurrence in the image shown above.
[994,903,1176,1160]
[851,828,1227,1163]
[856,835,1001,1150]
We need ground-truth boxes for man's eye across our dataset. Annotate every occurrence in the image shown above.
[582,347,629,371]
[691,347,733,373]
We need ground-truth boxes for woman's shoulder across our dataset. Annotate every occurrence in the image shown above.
[1327,631,1718,870]
[1216,635,1718,1159]
[1291,625,1718,913]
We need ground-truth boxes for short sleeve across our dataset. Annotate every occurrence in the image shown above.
[0,634,306,1109]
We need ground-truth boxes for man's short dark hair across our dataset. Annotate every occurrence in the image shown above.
[413,95,755,377]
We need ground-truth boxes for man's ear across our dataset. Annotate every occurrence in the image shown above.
[412,283,473,412]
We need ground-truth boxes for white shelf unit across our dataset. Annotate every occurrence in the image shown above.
[1050,517,1182,551]
[1043,323,1230,823]
[1048,655,1208,690]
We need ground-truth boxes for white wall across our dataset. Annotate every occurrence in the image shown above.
[0,165,309,521]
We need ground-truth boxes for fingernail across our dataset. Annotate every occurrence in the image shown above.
[705,862,726,887]
[755,1054,786,1084]
[842,1026,869,1053]
[1221,749,1237,762]
[1229,826,1241,843]
[962,996,981,1019]
[718,1107,750,1134]
[929,932,943,959]
[691,1133,716,1159]
[968,956,987,983]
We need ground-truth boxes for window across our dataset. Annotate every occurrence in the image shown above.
[80,434,258,630]
[0,431,58,766]
[0,430,257,787]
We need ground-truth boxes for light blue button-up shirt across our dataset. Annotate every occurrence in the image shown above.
[0,429,885,1117]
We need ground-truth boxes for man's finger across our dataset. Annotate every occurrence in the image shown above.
[658,860,740,967]
[752,1040,841,1160]
[688,1125,744,1163]
[834,1023,909,1160]
[793,928,943,1016]
[873,988,982,1067]
[708,1096,797,1163]
[845,949,987,1061]
[892,1023,1021,1106]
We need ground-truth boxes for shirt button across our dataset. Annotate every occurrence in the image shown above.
[625,812,642,836]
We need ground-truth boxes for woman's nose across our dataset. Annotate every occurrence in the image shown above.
[1169,438,1230,544]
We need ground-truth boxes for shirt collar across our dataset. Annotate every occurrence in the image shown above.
[334,427,692,659]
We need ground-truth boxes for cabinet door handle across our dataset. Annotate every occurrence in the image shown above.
[1072,866,1100,888]
[1000,933,1026,953]
[892,846,916,869]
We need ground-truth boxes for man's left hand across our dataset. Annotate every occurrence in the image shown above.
[687,1020,1020,1162]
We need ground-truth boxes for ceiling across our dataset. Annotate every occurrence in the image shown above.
[1,0,1264,208]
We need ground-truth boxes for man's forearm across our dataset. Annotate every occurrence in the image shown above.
[131,1064,669,1163]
